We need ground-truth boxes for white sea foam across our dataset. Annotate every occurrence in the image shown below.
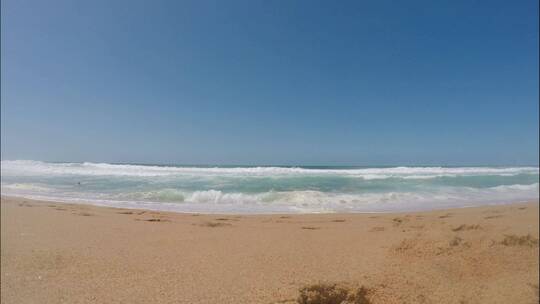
[1,182,538,214]
[2,160,538,213]
[1,160,538,179]
[0,183,53,192]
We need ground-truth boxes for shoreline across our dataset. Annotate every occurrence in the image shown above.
[3,161,538,215]
[2,195,539,303]
[1,194,537,215]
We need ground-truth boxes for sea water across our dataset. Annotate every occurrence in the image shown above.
[1,160,538,213]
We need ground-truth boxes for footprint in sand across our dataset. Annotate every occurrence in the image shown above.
[197,222,231,227]
[500,234,539,247]
[117,211,134,215]
[392,217,409,226]
[75,212,94,217]
[215,218,238,221]
[135,216,170,222]
[452,224,481,232]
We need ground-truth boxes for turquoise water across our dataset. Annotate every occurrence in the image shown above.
[1,160,538,213]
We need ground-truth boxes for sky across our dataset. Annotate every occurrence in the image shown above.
[1,0,539,166]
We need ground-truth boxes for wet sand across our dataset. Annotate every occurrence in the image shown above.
[1,196,538,303]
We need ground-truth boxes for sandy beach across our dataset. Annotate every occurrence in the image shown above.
[1,196,538,303]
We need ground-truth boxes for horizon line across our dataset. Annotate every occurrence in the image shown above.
[1,159,539,168]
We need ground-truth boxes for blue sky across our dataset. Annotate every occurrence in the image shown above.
[1,0,538,165]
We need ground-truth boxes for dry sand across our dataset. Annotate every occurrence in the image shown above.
[1,196,538,303]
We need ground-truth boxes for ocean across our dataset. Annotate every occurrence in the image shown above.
[1,160,538,214]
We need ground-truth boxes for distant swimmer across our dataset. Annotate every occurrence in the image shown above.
[77,182,81,185]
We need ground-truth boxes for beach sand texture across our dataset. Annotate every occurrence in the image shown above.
[1,196,538,303]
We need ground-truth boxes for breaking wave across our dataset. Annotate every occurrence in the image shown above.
[1,160,538,179]
[1,160,538,213]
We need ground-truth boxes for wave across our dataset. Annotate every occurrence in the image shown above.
[0,183,53,192]
[2,182,538,213]
[1,160,538,179]
[2,160,538,213]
